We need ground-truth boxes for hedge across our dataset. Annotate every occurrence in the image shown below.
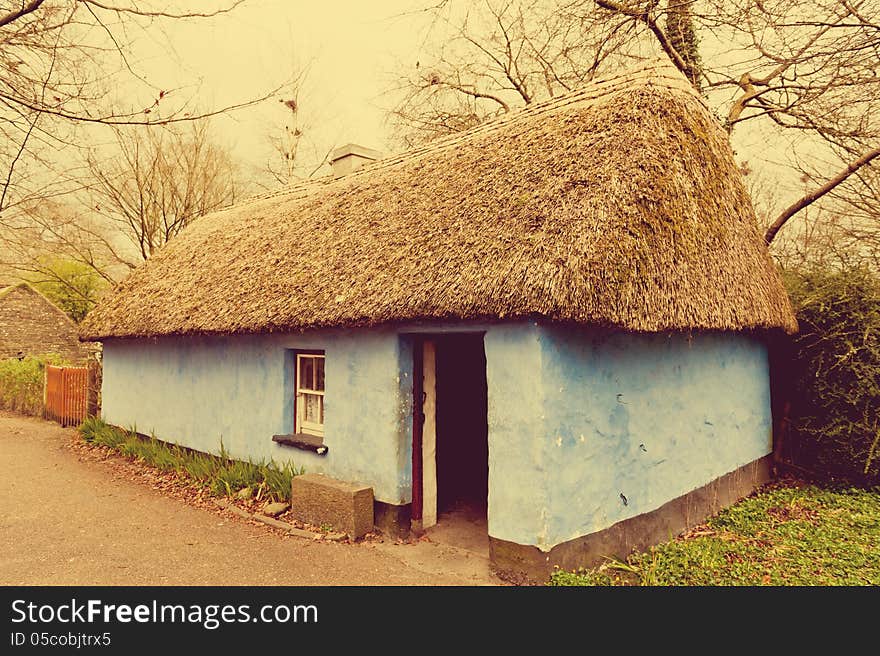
[781,264,880,486]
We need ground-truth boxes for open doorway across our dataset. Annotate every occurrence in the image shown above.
[412,332,488,552]
[436,334,488,515]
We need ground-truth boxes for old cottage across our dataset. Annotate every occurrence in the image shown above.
[80,61,797,580]
[0,282,92,364]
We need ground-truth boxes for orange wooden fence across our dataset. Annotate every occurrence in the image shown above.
[44,365,90,427]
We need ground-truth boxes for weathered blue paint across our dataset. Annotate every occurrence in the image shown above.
[101,328,413,504]
[484,326,772,550]
[483,323,548,546]
[102,320,772,550]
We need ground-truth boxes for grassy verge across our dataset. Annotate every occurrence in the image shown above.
[79,417,302,502]
[550,483,880,586]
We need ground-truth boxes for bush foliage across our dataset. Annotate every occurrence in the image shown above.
[28,258,108,323]
[781,264,880,485]
[0,354,65,416]
[79,417,302,501]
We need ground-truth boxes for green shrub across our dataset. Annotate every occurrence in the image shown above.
[781,265,880,485]
[78,417,303,501]
[0,354,65,416]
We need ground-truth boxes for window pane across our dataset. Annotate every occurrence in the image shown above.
[305,393,321,424]
[299,356,314,391]
[315,357,325,391]
[319,395,324,424]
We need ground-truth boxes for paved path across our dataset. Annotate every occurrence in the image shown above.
[0,412,501,586]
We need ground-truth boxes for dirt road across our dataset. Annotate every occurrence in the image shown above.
[0,412,501,586]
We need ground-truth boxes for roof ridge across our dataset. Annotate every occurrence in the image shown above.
[246,59,695,206]
[0,281,28,299]
[0,281,78,326]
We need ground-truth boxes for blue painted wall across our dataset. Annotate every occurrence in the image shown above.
[483,323,548,545]
[485,326,772,550]
[101,329,413,504]
[102,322,771,549]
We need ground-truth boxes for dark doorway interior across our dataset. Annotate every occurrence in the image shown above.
[435,333,489,516]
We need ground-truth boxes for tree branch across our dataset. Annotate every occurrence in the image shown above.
[594,0,690,78]
[765,144,880,244]
[0,0,46,29]
[80,0,246,20]
[727,18,838,130]
[0,85,283,126]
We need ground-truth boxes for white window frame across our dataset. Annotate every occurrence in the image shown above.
[295,353,325,437]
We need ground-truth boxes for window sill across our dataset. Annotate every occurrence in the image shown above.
[272,433,328,455]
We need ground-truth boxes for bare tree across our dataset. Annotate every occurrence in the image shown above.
[831,166,880,265]
[266,96,307,186]
[764,146,880,244]
[0,0,290,301]
[784,159,880,269]
[0,1,276,222]
[591,0,880,243]
[739,159,783,227]
[1,195,126,289]
[2,120,240,287]
[387,0,647,148]
[84,121,240,264]
[261,65,333,187]
[392,0,880,244]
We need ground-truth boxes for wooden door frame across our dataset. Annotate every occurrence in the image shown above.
[412,338,424,525]
[413,331,492,532]
[411,337,438,531]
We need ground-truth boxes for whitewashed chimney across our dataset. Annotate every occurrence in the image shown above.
[329,143,381,177]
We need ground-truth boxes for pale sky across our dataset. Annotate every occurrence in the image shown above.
[132,1,428,176]
[120,1,806,203]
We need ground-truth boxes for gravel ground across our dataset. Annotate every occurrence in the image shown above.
[0,412,501,586]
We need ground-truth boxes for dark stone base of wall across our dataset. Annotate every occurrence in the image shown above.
[490,455,773,584]
[374,501,411,539]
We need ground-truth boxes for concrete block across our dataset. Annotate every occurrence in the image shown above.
[291,473,374,539]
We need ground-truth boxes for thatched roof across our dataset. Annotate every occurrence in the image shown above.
[80,60,797,341]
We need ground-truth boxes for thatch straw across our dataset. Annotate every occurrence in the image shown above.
[80,60,797,340]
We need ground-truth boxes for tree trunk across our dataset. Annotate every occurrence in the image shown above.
[666,0,702,90]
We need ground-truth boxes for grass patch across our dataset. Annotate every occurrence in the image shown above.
[550,483,880,586]
[79,417,302,502]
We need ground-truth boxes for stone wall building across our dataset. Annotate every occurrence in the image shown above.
[0,282,93,363]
